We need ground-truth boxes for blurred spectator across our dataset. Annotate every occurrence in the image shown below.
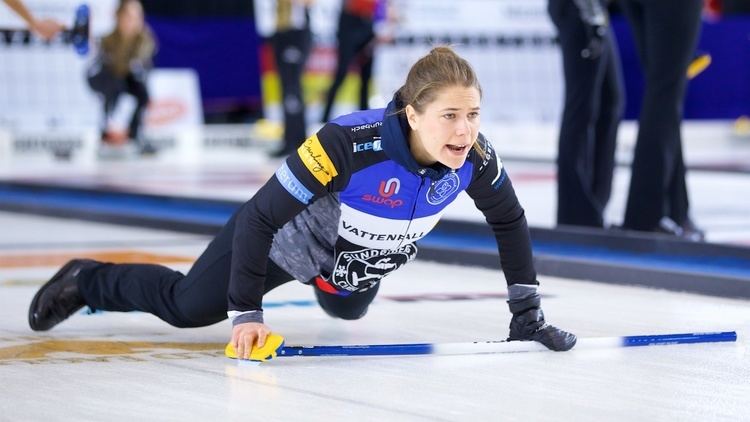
[86,0,156,154]
[548,0,624,228]
[702,0,750,140]
[269,0,314,157]
[618,0,705,240]
[320,0,383,122]
[2,0,64,40]
[718,0,750,14]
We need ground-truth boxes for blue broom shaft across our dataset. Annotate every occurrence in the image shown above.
[276,331,737,357]
[280,343,435,356]
[621,331,737,347]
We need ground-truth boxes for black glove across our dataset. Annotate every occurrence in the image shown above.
[581,24,606,60]
[507,293,577,351]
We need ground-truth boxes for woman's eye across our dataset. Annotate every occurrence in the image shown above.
[469,112,480,119]
[443,113,455,119]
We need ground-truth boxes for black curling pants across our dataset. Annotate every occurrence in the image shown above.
[77,206,378,327]
[619,0,703,230]
[321,11,375,122]
[549,0,624,228]
[272,27,312,153]
[90,67,150,142]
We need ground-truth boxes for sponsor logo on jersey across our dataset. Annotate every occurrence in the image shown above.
[341,220,424,242]
[297,134,338,185]
[330,243,417,292]
[361,194,404,208]
[478,140,493,171]
[426,171,460,205]
[361,177,403,208]
[353,138,382,153]
[378,178,400,197]
[492,168,507,190]
[350,121,383,132]
[488,147,506,190]
[275,162,313,204]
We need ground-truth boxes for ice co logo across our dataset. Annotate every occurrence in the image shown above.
[426,172,460,205]
[353,139,382,153]
[362,178,403,208]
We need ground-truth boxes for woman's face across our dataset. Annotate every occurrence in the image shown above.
[405,85,481,169]
[118,2,144,37]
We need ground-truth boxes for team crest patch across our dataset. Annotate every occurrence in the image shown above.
[331,244,417,292]
[426,172,460,205]
[297,134,338,185]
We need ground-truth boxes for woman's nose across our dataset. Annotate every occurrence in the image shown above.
[455,118,469,136]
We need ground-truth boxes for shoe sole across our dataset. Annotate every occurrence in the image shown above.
[28,260,85,331]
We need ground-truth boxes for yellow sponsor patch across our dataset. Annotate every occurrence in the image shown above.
[297,134,338,185]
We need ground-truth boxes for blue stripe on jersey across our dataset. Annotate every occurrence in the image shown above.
[331,108,386,127]
[276,162,314,204]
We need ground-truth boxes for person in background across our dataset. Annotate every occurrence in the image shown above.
[320,0,381,122]
[618,0,705,240]
[548,0,624,228]
[28,46,576,359]
[2,0,64,40]
[86,0,156,155]
[715,0,750,15]
[269,0,315,158]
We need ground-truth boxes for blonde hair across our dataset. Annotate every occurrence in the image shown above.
[397,46,485,155]
[117,0,142,16]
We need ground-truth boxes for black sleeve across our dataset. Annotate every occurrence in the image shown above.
[465,135,538,286]
[228,123,353,315]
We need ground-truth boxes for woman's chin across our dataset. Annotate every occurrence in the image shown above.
[439,154,468,170]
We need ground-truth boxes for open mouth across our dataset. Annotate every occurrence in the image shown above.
[446,144,469,153]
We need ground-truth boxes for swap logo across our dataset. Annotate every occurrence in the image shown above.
[362,178,403,208]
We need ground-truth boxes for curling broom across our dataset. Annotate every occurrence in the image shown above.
[225,331,737,362]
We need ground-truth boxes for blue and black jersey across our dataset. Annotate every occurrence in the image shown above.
[228,96,537,325]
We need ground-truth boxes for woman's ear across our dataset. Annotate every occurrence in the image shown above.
[405,104,419,131]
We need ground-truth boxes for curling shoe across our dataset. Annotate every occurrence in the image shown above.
[28,259,100,331]
[518,323,578,352]
[508,302,577,351]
